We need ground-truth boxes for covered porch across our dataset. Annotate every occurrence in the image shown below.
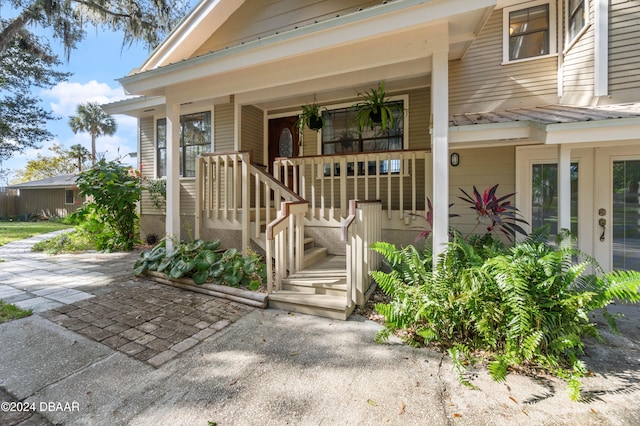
[112,0,498,318]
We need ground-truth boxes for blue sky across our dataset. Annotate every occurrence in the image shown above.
[1,10,159,183]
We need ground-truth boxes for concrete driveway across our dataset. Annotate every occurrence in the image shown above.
[1,232,639,425]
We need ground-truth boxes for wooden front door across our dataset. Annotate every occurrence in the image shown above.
[268,116,299,189]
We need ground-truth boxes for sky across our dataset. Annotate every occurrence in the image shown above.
[1,9,161,184]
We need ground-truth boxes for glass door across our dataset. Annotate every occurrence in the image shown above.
[611,159,640,270]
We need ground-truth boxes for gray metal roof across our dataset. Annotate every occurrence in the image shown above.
[8,174,78,189]
[449,104,640,127]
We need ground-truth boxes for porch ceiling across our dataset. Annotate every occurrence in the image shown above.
[118,0,495,105]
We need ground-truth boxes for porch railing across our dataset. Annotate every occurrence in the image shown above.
[195,151,304,251]
[273,149,431,222]
[341,200,382,307]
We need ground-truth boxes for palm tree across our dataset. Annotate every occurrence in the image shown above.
[68,144,91,172]
[69,102,117,165]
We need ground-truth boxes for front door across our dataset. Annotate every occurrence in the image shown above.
[268,116,299,190]
[595,147,640,271]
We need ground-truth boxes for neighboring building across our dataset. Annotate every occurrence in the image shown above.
[104,0,640,318]
[7,174,81,219]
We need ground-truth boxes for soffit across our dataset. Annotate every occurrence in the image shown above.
[119,0,496,99]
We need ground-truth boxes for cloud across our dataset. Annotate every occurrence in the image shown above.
[41,80,128,116]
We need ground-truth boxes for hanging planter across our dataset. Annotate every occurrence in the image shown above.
[297,96,325,132]
[353,81,404,132]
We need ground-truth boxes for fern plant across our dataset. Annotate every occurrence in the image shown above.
[371,229,640,400]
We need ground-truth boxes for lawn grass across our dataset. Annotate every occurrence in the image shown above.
[0,301,32,324]
[0,221,72,247]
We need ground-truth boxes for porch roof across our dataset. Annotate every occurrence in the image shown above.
[449,104,640,147]
[449,104,640,126]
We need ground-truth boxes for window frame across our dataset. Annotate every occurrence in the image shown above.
[156,110,212,179]
[64,189,75,205]
[317,96,408,177]
[565,0,588,51]
[502,0,557,64]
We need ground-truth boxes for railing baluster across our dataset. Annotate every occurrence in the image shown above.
[387,152,392,220]
[411,152,417,217]
[340,157,347,219]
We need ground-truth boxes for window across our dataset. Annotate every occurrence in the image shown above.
[503,1,556,63]
[65,189,75,205]
[567,0,586,43]
[321,101,404,175]
[531,162,578,235]
[157,111,212,178]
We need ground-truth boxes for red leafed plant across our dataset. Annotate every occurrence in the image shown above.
[412,197,457,242]
[458,184,528,241]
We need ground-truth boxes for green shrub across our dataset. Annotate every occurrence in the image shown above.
[74,160,141,252]
[31,230,94,254]
[371,229,640,400]
[133,238,267,290]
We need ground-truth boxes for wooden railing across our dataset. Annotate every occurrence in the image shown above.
[341,200,382,307]
[273,149,431,223]
[195,151,304,251]
[265,201,308,293]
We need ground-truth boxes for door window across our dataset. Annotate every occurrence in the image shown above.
[612,160,640,270]
[531,162,578,236]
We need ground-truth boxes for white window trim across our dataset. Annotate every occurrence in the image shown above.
[156,105,214,181]
[502,0,557,65]
[563,0,589,53]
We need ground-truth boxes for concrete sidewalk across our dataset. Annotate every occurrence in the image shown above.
[1,232,640,425]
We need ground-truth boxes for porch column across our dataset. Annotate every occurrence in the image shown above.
[165,100,181,250]
[431,48,449,265]
[557,144,572,233]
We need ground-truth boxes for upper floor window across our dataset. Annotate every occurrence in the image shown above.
[157,111,211,178]
[321,101,404,175]
[503,1,556,63]
[567,0,587,43]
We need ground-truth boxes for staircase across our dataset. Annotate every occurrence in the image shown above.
[267,237,353,320]
[196,152,382,321]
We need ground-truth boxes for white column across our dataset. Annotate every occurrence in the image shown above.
[557,144,572,233]
[165,101,181,250]
[431,48,449,265]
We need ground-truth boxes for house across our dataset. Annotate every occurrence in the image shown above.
[104,0,640,319]
[6,174,81,219]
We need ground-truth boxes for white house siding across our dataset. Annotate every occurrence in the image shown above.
[215,100,235,152]
[448,146,516,238]
[192,0,381,58]
[449,8,559,114]
[608,0,640,101]
[139,116,161,215]
[241,105,264,165]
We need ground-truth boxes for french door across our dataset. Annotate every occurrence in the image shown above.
[595,147,640,271]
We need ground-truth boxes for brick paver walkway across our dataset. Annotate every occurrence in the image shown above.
[41,279,255,367]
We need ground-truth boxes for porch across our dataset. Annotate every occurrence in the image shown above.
[194,149,431,319]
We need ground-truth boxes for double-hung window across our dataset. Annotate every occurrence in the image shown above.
[503,1,556,63]
[156,111,211,178]
[567,0,587,44]
[321,101,404,175]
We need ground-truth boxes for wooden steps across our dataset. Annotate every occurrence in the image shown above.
[268,246,352,320]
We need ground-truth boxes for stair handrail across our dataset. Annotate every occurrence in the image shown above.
[266,200,308,293]
[196,151,305,252]
[341,199,383,308]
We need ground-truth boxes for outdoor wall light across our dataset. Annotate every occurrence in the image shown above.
[450,152,460,167]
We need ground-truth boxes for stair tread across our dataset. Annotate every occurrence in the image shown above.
[283,275,346,285]
[269,292,347,310]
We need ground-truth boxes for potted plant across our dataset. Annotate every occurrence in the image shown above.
[297,101,324,132]
[353,81,403,132]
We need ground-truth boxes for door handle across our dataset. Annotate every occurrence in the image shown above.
[599,218,606,242]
